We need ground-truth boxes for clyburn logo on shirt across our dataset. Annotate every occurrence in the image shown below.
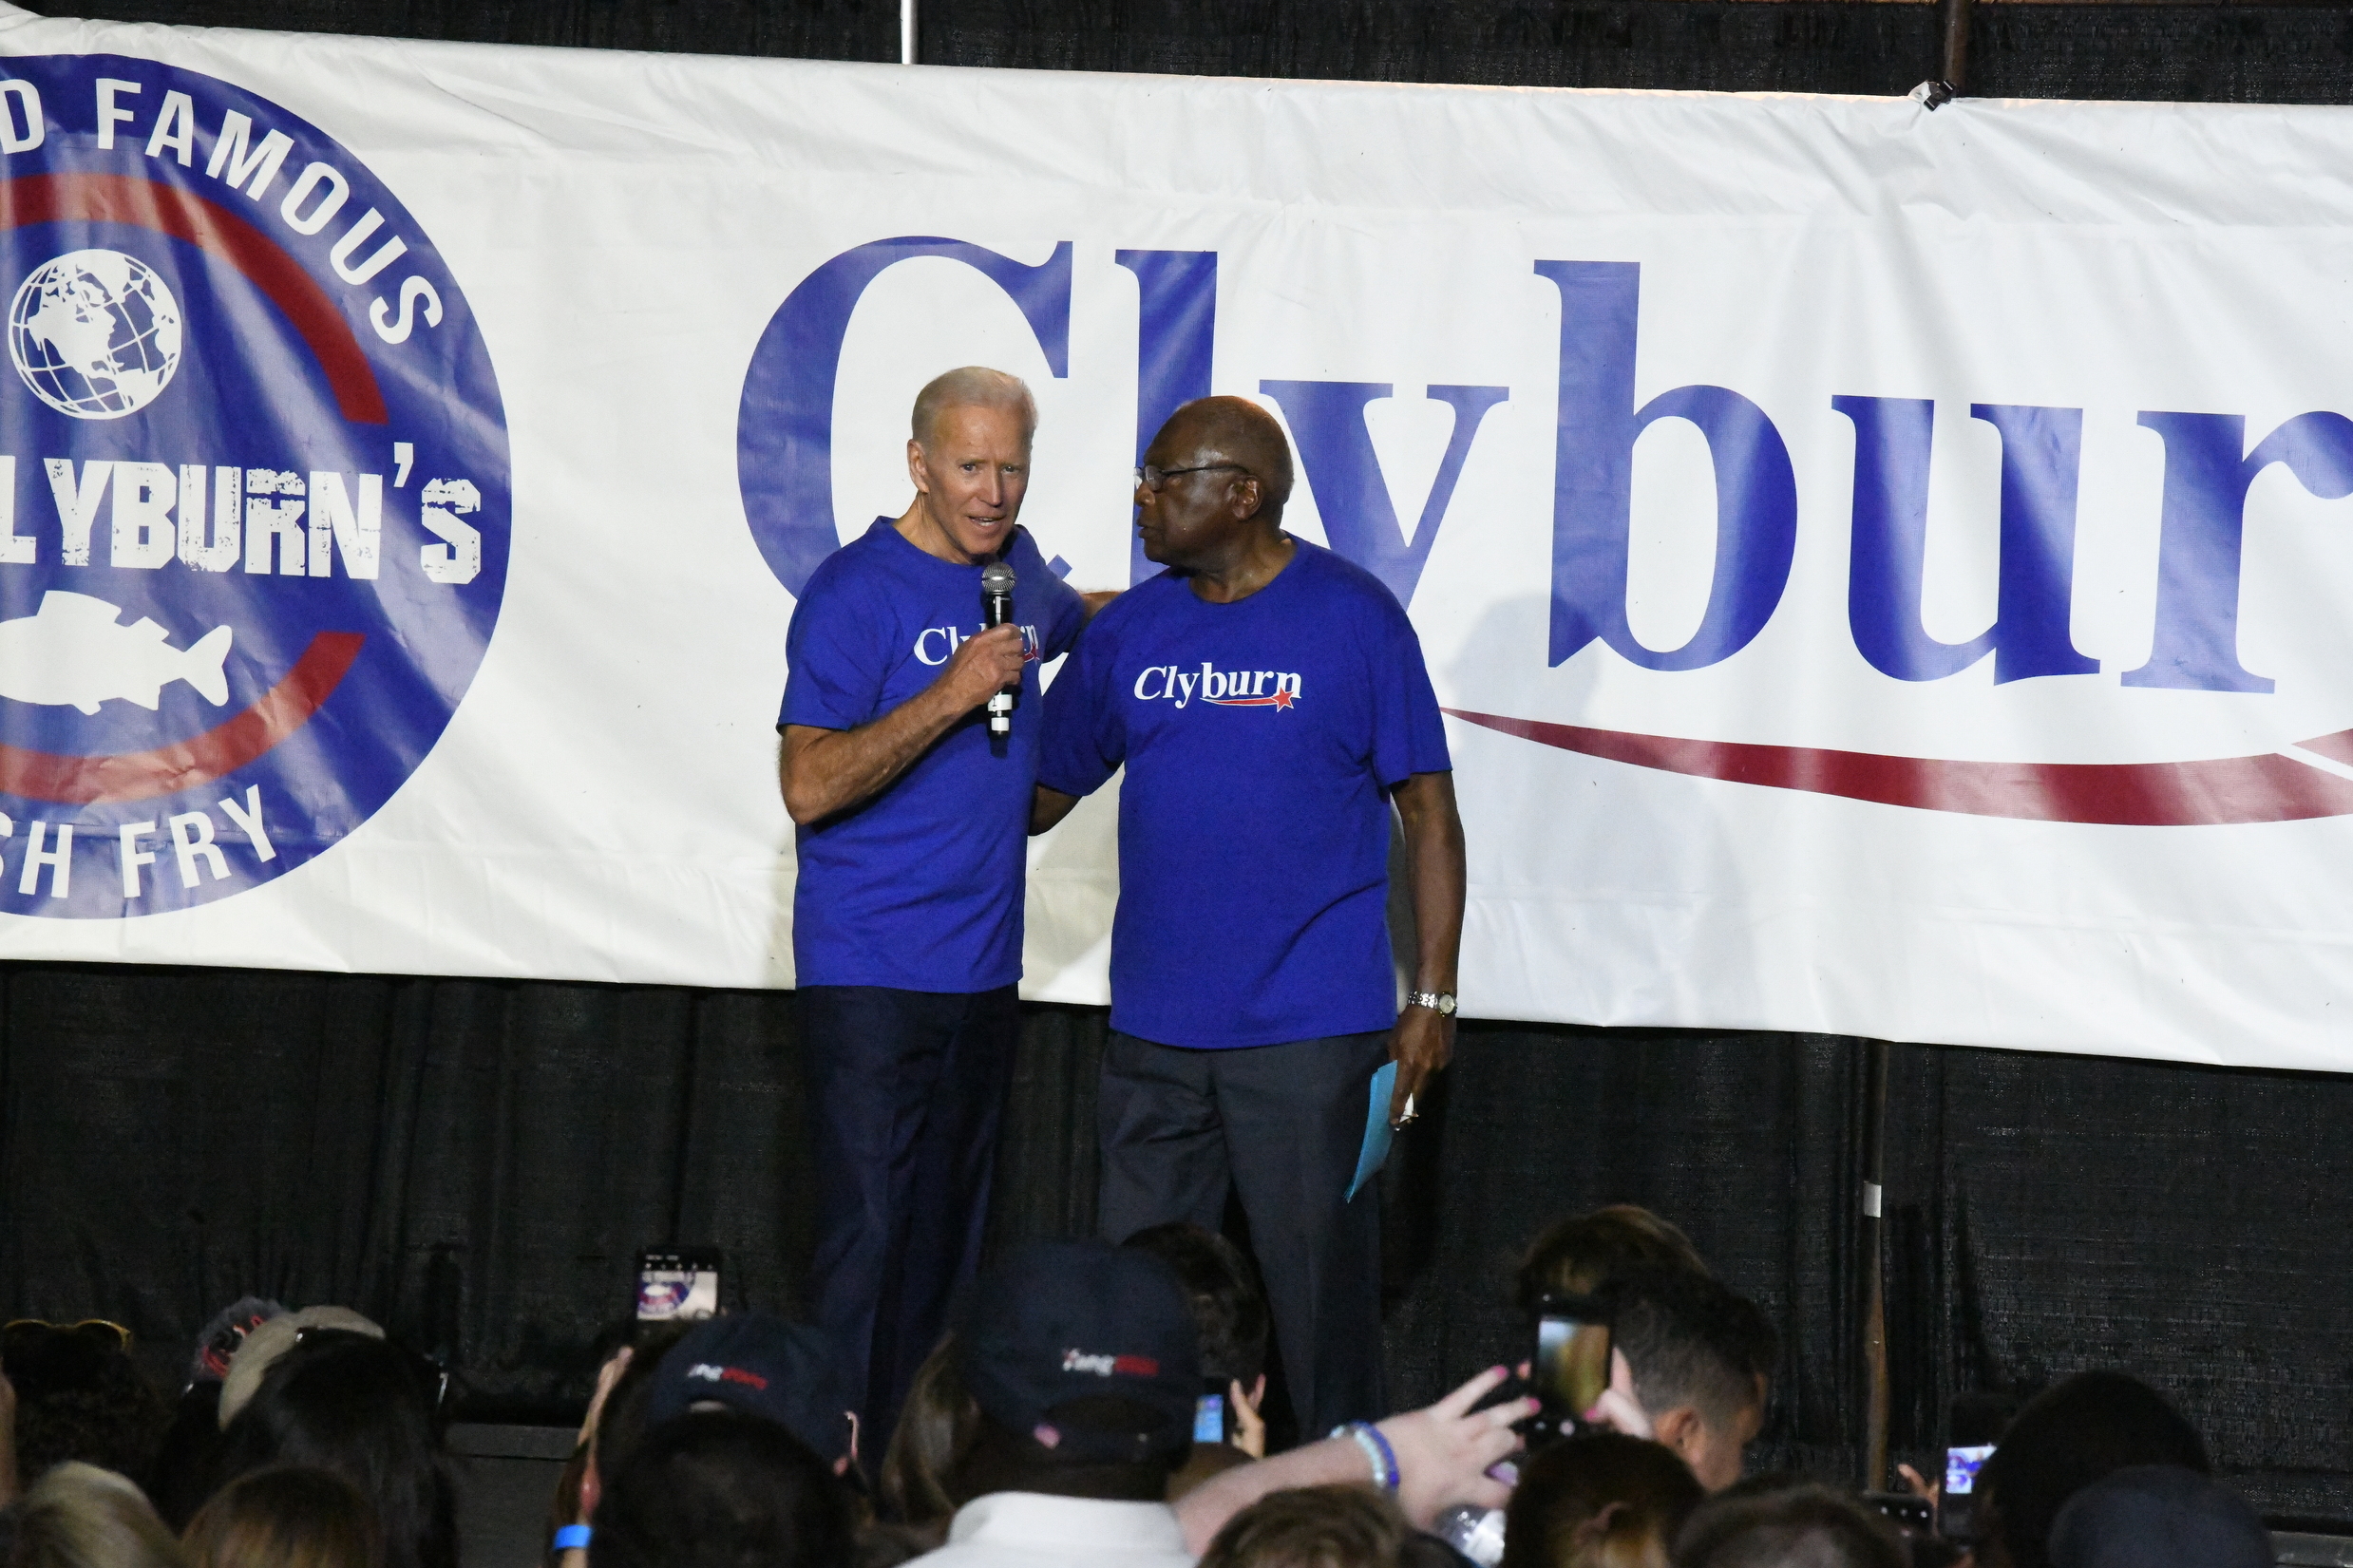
[912,623,1043,665]
[1132,662,1302,710]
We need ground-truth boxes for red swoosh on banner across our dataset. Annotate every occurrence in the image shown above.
[0,633,366,805]
[0,172,389,425]
[1444,708,2353,826]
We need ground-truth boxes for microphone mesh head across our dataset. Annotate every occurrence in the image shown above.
[981,563,1016,595]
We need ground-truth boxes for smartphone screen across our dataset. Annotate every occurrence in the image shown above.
[1943,1442,1995,1539]
[636,1248,721,1321]
[1194,1391,1224,1445]
[1528,1294,1610,1448]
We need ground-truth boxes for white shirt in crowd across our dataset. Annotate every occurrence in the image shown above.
[910,1491,1196,1567]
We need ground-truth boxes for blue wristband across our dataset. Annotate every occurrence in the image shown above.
[553,1525,592,1552]
[1330,1421,1399,1493]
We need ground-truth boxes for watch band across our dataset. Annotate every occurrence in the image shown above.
[1407,990,1457,1016]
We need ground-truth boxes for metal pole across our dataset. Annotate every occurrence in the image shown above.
[901,0,919,66]
[1862,1039,1891,1490]
[1939,0,1973,93]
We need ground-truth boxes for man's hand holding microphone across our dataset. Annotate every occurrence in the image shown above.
[776,566,1028,823]
[935,621,1027,720]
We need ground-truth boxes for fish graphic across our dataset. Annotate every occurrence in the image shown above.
[0,591,233,714]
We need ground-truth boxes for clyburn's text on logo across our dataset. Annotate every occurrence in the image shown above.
[912,622,1043,666]
[1133,663,1302,710]
[0,59,509,918]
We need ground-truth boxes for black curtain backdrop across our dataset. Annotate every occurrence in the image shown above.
[3,0,2350,1528]
[25,0,2353,104]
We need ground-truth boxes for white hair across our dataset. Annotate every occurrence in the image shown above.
[911,366,1037,447]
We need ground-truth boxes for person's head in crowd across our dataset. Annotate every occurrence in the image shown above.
[2044,1464,2270,1568]
[641,1313,858,1479]
[1599,1270,1775,1492]
[190,1300,288,1389]
[217,1311,385,1431]
[212,1331,455,1568]
[877,1332,980,1532]
[1672,1483,1905,1568]
[947,1239,1200,1506]
[1971,1371,2209,1568]
[1502,1432,1706,1568]
[5,1461,186,1568]
[180,1464,383,1568]
[1122,1221,1271,1491]
[1,1320,171,1488]
[1516,1207,1710,1317]
[1197,1483,1409,1568]
[590,1410,853,1568]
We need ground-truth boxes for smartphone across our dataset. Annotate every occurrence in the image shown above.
[1941,1443,1995,1539]
[635,1247,721,1321]
[1194,1389,1226,1445]
[1527,1294,1610,1449]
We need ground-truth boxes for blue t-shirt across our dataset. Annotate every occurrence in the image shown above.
[781,519,1085,992]
[1039,538,1452,1048]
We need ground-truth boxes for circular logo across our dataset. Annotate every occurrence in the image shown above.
[0,57,511,919]
[9,248,181,419]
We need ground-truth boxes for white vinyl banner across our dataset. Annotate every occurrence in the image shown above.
[2,7,2352,1070]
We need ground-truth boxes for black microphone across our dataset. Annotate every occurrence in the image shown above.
[981,562,1016,738]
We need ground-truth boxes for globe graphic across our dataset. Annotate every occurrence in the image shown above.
[8,249,183,420]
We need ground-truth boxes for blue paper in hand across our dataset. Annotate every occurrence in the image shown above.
[1347,1061,1399,1202]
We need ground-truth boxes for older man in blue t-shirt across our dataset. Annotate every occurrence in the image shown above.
[777,366,1088,1452]
[1033,395,1466,1434]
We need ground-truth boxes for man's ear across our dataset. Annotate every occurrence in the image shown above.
[1652,1405,1705,1464]
[906,439,932,492]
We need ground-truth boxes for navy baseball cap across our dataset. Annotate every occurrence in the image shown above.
[643,1313,854,1465]
[2048,1464,2273,1568]
[958,1239,1200,1464]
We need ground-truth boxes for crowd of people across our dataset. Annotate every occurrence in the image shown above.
[0,1204,2283,1568]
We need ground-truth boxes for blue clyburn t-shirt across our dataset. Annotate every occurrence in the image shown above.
[1038,538,1452,1048]
[781,519,1085,992]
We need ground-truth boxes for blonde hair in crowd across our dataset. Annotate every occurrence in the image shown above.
[9,1463,186,1568]
[181,1465,384,1568]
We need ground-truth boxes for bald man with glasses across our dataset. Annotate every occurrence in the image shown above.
[1033,395,1465,1435]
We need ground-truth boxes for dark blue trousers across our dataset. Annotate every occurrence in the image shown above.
[801,983,1018,1454]
[1096,1029,1391,1436]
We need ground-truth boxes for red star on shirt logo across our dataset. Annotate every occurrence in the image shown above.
[1270,688,1296,710]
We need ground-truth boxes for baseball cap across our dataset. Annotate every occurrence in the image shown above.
[643,1313,854,1465]
[958,1239,1200,1464]
[218,1306,384,1427]
[2048,1464,2273,1568]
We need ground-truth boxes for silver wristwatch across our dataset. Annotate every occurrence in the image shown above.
[1407,990,1457,1016]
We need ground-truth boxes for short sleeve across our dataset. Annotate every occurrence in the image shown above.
[780,570,888,731]
[1010,530,1087,661]
[1039,617,1125,797]
[1366,598,1452,789]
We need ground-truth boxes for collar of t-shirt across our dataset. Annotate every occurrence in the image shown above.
[943,1491,1193,1562]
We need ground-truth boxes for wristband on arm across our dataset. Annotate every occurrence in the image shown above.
[553,1525,592,1552]
[1331,1421,1400,1494]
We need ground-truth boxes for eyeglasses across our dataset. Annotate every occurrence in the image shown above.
[1135,463,1252,492]
[2,1320,134,1391]
[3,1318,131,1351]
